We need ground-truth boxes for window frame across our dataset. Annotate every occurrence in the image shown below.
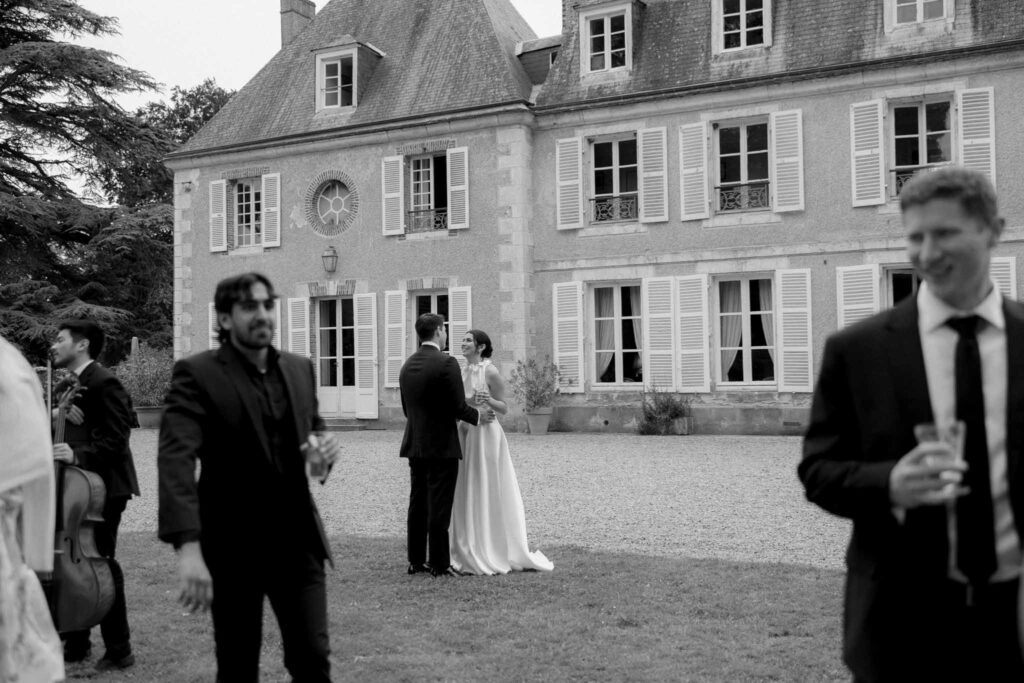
[713,118,771,213]
[713,274,777,387]
[315,48,357,112]
[407,153,449,232]
[589,282,643,387]
[883,0,954,32]
[589,134,639,224]
[712,0,772,54]
[412,292,450,353]
[233,177,262,248]
[317,297,357,388]
[888,95,954,198]
[884,266,921,308]
[580,3,633,76]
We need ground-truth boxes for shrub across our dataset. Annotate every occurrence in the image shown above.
[637,385,690,435]
[508,357,560,412]
[114,343,173,407]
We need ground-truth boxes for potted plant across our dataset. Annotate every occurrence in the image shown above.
[507,356,560,435]
[113,341,173,428]
[636,385,692,436]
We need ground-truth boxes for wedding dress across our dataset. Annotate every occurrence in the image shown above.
[449,360,553,575]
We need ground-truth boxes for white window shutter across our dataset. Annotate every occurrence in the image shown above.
[677,274,711,392]
[776,269,814,392]
[637,127,668,223]
[209,179,227,252]
[836,265,880,329]
[447,286,472,370]
[384,290,407,388]
[381,156,405,235]
[957,87,996,186]
[850,100,886,206]
[446,147,469,230]
[270,304,281,349]
[208,302,221,349]
[679,122,709,220]
[990,256,1017,301]
[261,173,281,247]
[552,281,584,393]
[770,109,804,212]
[642,277,677,390]
[288,297,310,357]
[354,293,379,419]
[556,137,583,229]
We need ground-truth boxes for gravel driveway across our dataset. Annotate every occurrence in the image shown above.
[122,429,849,570]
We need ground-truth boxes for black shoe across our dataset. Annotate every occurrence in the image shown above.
[407,563,430,575]
[95,652,135,671]
[430,566,464,578]
[64,647,91,663]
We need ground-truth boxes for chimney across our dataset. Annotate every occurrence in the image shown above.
[281,0,316,47]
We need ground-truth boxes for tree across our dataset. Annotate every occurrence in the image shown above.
[0,0,158,197]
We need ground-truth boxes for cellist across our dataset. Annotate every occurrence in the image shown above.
[50,320,139,671]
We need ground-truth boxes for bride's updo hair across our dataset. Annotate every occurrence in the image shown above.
[467,329,493,358]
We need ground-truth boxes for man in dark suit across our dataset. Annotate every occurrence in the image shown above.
[800,167,1023,682]
[158,272,340,682]
[400,312,492,577]
[50,319,139,670]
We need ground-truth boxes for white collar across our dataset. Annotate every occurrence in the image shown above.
[420,341,440,350]
[917,280,1004,334]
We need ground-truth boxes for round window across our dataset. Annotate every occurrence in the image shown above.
[317,180,352,226]
[305,171,360,237]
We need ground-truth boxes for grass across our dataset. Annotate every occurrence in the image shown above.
[64,533,848,682]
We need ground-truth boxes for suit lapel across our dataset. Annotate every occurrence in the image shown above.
[217,346,274,464]
[885,297,934,437]
[1003,300,1024,524]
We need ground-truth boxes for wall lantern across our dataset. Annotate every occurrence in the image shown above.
[321,245,339,273]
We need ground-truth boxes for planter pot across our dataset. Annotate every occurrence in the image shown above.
[134,406,163,429]
[525,407,553,435]
[667,416,691,435]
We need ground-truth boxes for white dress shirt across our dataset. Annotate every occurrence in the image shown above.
[917,281,1021,582]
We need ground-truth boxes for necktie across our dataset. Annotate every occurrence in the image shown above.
[946,315,997,584]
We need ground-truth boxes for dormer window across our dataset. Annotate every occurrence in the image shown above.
[712,0,773,54]
[882,0,953,32]
[895,0,945,24]
[580,3,633,76]
[315,48,356,112]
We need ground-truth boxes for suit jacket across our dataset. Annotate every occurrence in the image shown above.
[799,295,1024,680]
[399,344,479,460]
[157,344,331,565]
[62,362,140,499]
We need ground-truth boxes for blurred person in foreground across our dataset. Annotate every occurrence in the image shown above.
[799,166,1023,682]
[0,335,64,682]
[158,272,340,682]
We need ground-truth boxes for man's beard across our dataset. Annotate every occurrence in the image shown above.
[234,325,272,350]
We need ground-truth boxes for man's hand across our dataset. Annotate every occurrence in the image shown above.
[317,432,342,484]
[52,443,74,463]
[51,405,84,425]
[889,441,967,509]
[177,541,213,613]
[477,407,495,424]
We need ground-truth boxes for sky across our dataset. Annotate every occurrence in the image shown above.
[74,0,563,111]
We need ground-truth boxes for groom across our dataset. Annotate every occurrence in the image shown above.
[399,313,492,577]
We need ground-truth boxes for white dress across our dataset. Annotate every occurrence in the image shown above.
[449,360,553,575]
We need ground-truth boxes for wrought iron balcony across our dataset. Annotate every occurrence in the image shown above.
[591,193,638,223]
[891,164,948,196]
[715,182,770,212]
[407,208,449,233]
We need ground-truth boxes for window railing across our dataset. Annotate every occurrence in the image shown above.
[891,163,948,196]
[715,182,770,212]
[591,193,638,223]
[407,208,448,233]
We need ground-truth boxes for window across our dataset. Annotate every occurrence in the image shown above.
[318,298,355,387]
[591,137,638,222]
[721,0,766,49]
[895,0,945,24]
[715,121,769,212]
[409,155,449,232]
[891,99,952,195]
[234,178,262,247]
[317,180,353,227]
[315,49,356,112]
[716,277,775,384]
[593,284,642,384]
[580,4,633,75]
[886,268,920,307]
[415,293,449,352]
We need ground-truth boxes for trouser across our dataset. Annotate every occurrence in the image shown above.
[210,548,330,683]
[407,458,459,570]
[64,495,130,657]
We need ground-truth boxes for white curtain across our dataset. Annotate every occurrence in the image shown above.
[595,289,615,381]
[720,281,742,378]
[758,279,775,363]
[630,286,642,376]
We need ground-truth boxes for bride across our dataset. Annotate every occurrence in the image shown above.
[449,330,553,575]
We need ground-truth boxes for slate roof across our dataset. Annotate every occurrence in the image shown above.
[536,0,1024,110]
[172,0,536,158]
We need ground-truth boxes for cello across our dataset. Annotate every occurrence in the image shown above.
[49,373,115,633]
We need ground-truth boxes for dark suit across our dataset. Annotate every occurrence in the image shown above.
[158,343,332,682]
[799,296,1024,682]
[62,361,138,655]
[399,343,480,570]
